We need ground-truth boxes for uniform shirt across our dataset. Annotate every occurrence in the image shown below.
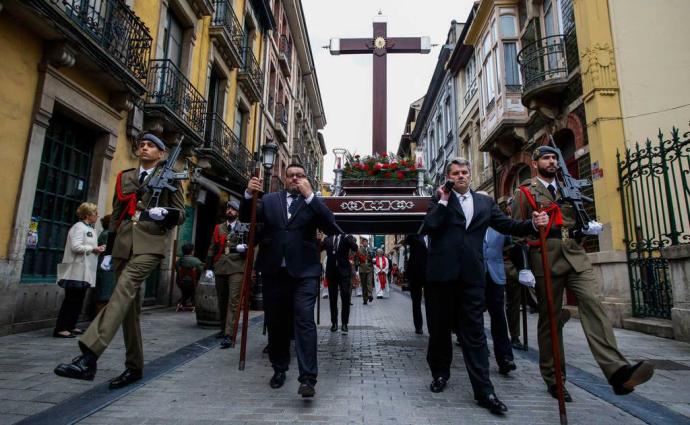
[537,176,558,198]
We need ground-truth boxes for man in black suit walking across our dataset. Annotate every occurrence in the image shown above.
[322,233,358,333]
[243,163,339,398]
[421,157,548,415]
[404,234,427,334]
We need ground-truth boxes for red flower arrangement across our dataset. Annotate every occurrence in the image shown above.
[342,152,418,184]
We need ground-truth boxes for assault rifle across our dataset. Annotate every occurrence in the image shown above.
[548,134,593,231]
[141,135,189,228]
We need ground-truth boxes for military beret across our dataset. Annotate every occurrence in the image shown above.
[226,199,240,211]
[140,133,166,151]
[532,145,559,160]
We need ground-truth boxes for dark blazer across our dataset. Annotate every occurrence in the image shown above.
[240,191,338,279]
[404,234,428,285]
[421,191,535,285]
[323,234,358,277]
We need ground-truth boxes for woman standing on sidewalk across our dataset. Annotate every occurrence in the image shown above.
[53,203,104,338]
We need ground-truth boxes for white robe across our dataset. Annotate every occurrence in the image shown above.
[373,255,389,298]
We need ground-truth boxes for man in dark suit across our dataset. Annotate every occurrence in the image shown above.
[242,163,339,398]
[404,234,427,334]
[421,157,548,415]
[322,233,358,333]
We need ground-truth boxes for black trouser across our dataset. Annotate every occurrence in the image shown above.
[263,268,318,384]
[327,272,352,326]
[505,276,522,340]
[177,281,196,306]
[485,273,513,364]
[409,281,424,332]
[425,281,494,399]
[55,287,88,333]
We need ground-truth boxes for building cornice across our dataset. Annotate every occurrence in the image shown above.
[465,0,517,45]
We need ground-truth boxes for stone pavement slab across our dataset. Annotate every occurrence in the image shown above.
[78,288,652,425]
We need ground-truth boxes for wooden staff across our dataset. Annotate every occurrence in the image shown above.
[536,195,568,425]
[231,168,261,370]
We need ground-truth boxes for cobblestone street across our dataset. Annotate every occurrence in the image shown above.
[1,286,689,424]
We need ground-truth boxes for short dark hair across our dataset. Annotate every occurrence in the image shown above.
[286,163,305,174]
[181,243,195,255]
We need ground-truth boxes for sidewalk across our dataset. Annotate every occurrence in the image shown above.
[1,287,689,424]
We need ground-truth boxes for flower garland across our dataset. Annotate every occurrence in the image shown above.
[342,152,418,182]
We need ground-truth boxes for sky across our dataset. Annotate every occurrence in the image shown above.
[301,0,475,184]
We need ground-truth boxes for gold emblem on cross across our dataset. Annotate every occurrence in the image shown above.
[374,36,386,50]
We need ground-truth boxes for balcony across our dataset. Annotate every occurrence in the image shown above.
[518,35,571,110]
[274,103,289,142]
[238,47,264,103]
[23,0,152,94]
[145,59,207,142]
[209,0,244,69]
[278,35,292,75]
[199,113,253,182]
[464,80,478,107]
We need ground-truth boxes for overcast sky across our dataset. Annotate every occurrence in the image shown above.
[301,0,475,183]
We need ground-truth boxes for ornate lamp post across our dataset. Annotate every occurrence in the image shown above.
[332,148,347,196]
[251,141,278,311]
[414,146,427,196]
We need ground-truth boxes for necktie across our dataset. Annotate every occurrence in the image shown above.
[548,184,557,200]
[139,171,147,185]
[288,194,299,216]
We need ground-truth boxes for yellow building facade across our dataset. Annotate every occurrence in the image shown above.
[0,0,274,334]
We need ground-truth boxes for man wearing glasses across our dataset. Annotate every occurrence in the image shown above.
[243,163,339,398]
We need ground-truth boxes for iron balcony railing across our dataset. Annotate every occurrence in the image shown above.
[147,59,207,136]
[239,47,264,95]
[210,0,244,66]
[464,80,477,107]
[275,102,289,133]
[204,113,253,178]
[279,35,293,69]
[517,35,569,93]
[53,0,152,80]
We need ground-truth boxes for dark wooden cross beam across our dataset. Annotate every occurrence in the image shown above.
[330,16,430,155]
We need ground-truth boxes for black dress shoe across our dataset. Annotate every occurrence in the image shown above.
[330,324,338,332]
[363,299,368,305]
[54,354,97,381]
[510,337,525,351]
[547,384,573,402]
[368,296,373,302]
[429,377,447,393]
[220,336,233,349]
[298,382,315,397]
[476,393,508,415]
[53,331,75,338]
[108,368,142,390]
[609,361,654,395]
[270,371,286,389]
[415,328,423,335]
[498,359,517,375]
[341,324,348,334]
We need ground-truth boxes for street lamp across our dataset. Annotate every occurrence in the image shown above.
[332,148,347,196]
[261,141,278,192]
[252,140,278,312]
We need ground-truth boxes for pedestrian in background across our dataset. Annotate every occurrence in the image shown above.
[95,214,116,315]
[404,234,427,335]
[176,243,203,311]
[54,202,104,338]
[355,237,374,304]
[373,249,389,299]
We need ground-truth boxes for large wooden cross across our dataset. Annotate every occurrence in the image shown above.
[330,14,430,155]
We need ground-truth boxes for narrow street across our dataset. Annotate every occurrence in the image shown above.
[2,287,688,424]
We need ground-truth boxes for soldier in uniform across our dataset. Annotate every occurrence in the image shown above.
[512,145,654,401]
[204,199,247,349]
[355,237,374,304]
[54,133,185,389]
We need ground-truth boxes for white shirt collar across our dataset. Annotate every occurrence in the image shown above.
[452,189,471,200]
[139,165,155,175]
[537,176,557,189]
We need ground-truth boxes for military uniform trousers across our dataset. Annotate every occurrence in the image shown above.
[504,263,522,341]
[359,270,373,300]
[534,247,628,386]
[215,273,243,336]
[80,254,161,371]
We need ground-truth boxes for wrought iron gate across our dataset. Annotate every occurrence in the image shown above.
[617,127,690,319]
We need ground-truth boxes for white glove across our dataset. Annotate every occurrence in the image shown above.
[582,220,603,236]
[518,269,536,288]
[236,244,247,253]
[148,207,168,221]
[100,255,112,271]
[204,270,214,280]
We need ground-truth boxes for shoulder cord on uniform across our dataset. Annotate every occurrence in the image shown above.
[115,170,138,227]
[518,185,564,247]
[212,224,227,263]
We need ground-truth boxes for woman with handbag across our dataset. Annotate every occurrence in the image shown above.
[54,202,105,338]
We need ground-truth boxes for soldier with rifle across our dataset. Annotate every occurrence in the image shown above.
[512,143,654,403]
[54,133,186,389]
